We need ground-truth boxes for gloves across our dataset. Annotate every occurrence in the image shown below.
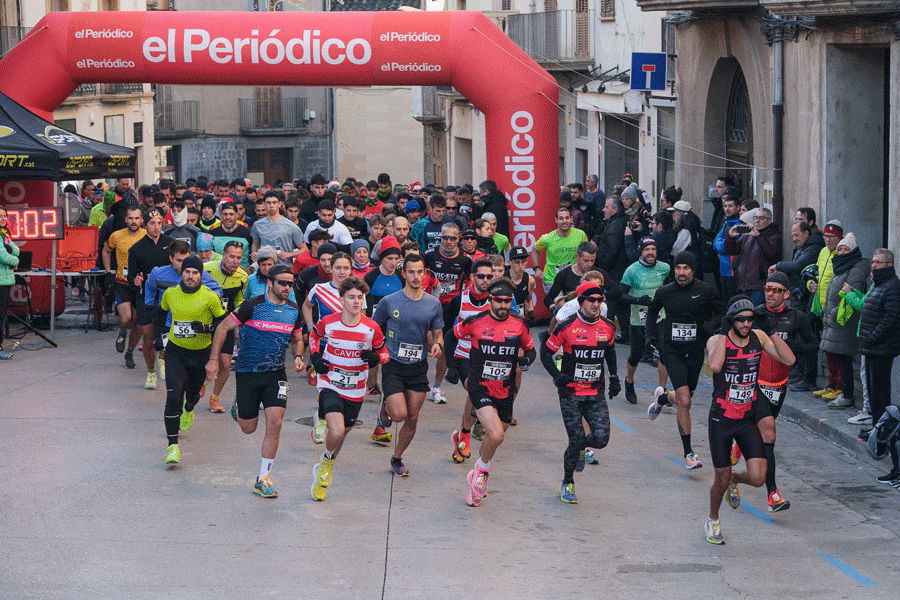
[518,355,531,372]
[753,308,775,336]
[190,321,212,334]
[719,314,735,335]
[153,332,164,351]
[361,349,381,367]
[553,373,574,388]
[445,358,460,385]
[527,310,536,327]
[312,354,330,375]
[638,295,652,306]
[608,375,621,399]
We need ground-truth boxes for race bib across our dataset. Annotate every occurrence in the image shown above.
[122,266,128,278]
[161,332,169,346]
[574,363,601,383]
[555,261,573,273]
[330,367,358,389]
[277,380,289,401]
[398,343,424,361]
[438,281,455,296]
[728,383,756,404]
[759,385,783,406]
[221,296,229,311]
[671,322,696,341]
[638,306,649,324]
[172,320,195,339]
[482,361,512,381]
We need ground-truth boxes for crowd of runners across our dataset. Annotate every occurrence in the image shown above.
[78,172,814,545]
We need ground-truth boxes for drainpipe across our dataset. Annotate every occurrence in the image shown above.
[772,39,784,233]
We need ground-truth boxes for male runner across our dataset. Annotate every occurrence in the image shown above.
[619,237,670,404]
[206,264,305,498]
[451,278,535,507]
[541,281,617,503]
[160,256,227,465]
[363,236,403,409]
[646,251,724,469]
[126,209,173,389]
[203,241,249,412]
[506,246,536,324]
[425,222,472,403]
[103,205,146,367]
[309,276,389,501]
[705,296,794,544]
[738,271,816,511]
[531,206,587,293]
[444,258,494,461]
[372,254,444,476]
[209,201,253,270]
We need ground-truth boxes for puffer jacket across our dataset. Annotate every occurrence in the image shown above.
[0,237,20,286]
[820,251,869,355]
[857,266,900,357]
[723,223,782,291]
[775,235,824,289]
[810,246,836,309]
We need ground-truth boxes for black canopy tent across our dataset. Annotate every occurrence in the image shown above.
[0,91,136,341]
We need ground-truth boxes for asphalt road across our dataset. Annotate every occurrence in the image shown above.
[1,328,898,599]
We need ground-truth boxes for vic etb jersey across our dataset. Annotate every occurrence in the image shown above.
[712,333,763,420]
[546,313,616,396]
[454,311,534,399]
[310,313,389,401]
[230,295,303,373]
[425,248,471,304]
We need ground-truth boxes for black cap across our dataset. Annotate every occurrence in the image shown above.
[508,246,528,261]
[766,271,791,290]
[317,242,337,257]
[182,256,204,273]
[673,251,696,272]
[460,229,476,239]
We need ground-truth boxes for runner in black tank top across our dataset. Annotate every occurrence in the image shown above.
[704,296,795,545]
[506,246,536,325]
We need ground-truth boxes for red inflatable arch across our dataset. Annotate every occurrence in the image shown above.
[0,10,558,253]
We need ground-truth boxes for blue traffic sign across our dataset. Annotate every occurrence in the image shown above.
[630,52,667,91]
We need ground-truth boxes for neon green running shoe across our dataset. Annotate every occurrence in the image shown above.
[165,444,180,464]
[311,456,334,501]
[472,422,485,441]
[559,482,578,504]
[180,402,194,431]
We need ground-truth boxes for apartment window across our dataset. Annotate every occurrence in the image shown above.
[576,109,588,138]
[99,0,120,11]
[600,0,615,20]
[104,115,124,146]
[662,18,676,83]
[48,0,70,11]
[56,118,76,133]
[501,0,511,9]
[133,121,143,145]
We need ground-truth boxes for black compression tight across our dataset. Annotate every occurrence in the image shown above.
[559,394,610,483]
[163,343,210,446]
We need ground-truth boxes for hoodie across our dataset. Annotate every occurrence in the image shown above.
[480,190,509,237]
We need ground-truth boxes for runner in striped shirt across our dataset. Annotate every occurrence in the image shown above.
[309,276,389,501]
[302,252,365,329]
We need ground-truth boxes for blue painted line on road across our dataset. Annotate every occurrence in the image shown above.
[610,416,635,434]
[742,503,773,524]
[816,553,877,586]
[665,455,688,469]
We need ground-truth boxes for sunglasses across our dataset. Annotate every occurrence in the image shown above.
[764,286,787,293]
[224,241,244,249]
[490,296,513,303]
[272,279,294,287]
[582,296,604,304]
[474,273,492,280]
[734,315,755,323]
[441,235,458,241]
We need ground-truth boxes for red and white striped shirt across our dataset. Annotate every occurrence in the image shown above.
[310,312,388,401]
[307,281,367,319]
[453,287,490,360]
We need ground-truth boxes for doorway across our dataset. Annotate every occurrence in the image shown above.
[247,148,292,186]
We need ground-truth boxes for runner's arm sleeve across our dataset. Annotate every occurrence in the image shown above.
[540,327,563,378]
[144,267,159,306]
[644,289,662,345]
[201,271,223,296]
[543,271,565,310]
[601,270,622,302]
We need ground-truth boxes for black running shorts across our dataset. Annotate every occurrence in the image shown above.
[235,369,288,420]
[382,358,430,397]
[660,344,704,393]
[318,388,363,428]
[755,384,786,422]
[468,385,514,424]
[114,282,139,307]
[708,404,765,469]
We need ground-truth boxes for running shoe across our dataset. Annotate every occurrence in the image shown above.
[730,441,742,466]
[379,397,392,427]
[368,384,382,397]
[209,395,225,413]
[165,444,180,464]
[584,449,599,465]
[312,418,327,444]
[575,450,586,472]
[876,470,900,484]
[390,458,409,477]
[821,388,842,400]
[307,369,317,386]
[684,452,703,470]
[705,518,724,545]
[648,398,663,421]
[124,352,136,369]
[767,490,791,512]
[451,430,471,463]
[472,422,485,441]
[812,386,834,398]
[466,467,489,507]
[510,418,517,426]
[726,483,741,509]
[253,475,278,498]
[311,456,334,501]
[180,403,194,431]
[157,357,165,380]
[847,411,872,425]
[624,380,638,404]
[559,482,578,504]
[371,424,392,444]
[199,380,207,398]
[144,372,157,390]
[429,387,447,404]
[231,400,239,422]
[115,329,127,353]
[827,395,854,409]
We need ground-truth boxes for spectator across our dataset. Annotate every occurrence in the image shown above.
[850,249,900,442]
[712,188,741,300]
[479,180,509,237]
[723,207,782,305]
[708,175,736,236]
[802,220,843,396]
[559,191,584,230]
[671,200,704,264]
[596,196,629,281]
[445,195,469,233]
[583,174,606,231]
[820,233,870,410]
[795,207,822,236]
[769,221,823,294]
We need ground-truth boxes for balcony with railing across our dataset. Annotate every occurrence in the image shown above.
[635,0,758,11]
[69,83,146,97]
[759,0,900,15]
[0,25,30,56]
[154,101,201,139]
[239,97,308,135]
[505,10,595,70]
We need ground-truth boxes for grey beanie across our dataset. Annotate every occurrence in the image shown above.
[350,239,370,256]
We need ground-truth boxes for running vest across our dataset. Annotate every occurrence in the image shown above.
[712,333,764,420]
[453,287,489,359]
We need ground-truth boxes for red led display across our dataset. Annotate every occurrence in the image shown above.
[4,207,65,240]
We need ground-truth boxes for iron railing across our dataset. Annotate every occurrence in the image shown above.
[71,83,145,96]
[154,101,201,138]
[505,10,595,64]
[239,97,308,134]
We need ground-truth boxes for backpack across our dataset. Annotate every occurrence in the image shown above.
[866,405,900,461]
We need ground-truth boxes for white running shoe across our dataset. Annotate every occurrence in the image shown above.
[429,387,447,404]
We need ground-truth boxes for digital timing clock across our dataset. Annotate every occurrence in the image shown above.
[4,207,65,240]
